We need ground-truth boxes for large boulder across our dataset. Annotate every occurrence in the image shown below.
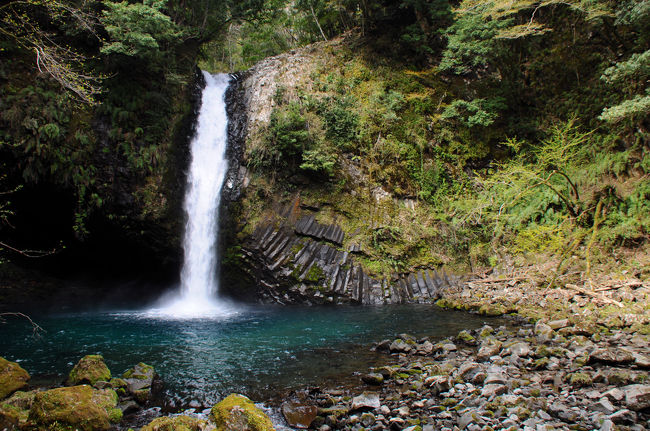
[122,362,157,404]
[68,355,111,386]
[210,394,274,431]
[0,357,30,400]
[28,385,121,430]
[140,415,205,431]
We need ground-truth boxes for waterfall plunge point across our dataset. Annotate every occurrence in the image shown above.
[149,72,238,319]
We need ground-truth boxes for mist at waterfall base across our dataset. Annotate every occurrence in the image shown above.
[2,306,500,407]
[150,71,236,318]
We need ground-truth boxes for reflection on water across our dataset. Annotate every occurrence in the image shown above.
[1,305,500,406]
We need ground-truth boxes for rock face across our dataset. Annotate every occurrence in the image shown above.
[225,201,458,304]
[28,385,121,431]
[0,357,30,400]
[68,354,111,386]
[210,394,274,431]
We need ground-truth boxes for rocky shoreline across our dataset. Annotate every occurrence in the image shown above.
[1,268,648,430]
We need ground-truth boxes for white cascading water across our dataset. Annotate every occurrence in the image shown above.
[153,71,236,318]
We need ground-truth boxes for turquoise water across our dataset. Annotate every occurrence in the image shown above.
[1,305,496,407]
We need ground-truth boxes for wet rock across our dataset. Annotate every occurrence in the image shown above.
[67,355,111,386]
[28,385,121,431]
[0,357,30,400]
[362,373,384,385]
[140,415,205,431]
[281,401,318,429]
[351,392,380,410]
[622,384,650,411]
[210,394,274,431]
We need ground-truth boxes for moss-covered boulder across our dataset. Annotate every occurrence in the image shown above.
[28,385,121,430]
[140,415,206,431]
[210,394,274,431]
[68,355,111,386]
[0,357,30,400]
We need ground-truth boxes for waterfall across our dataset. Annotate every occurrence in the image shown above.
[154,71,236,318]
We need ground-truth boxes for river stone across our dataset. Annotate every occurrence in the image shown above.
[591,398,616,415]
[481,384,507,398]
[68,355,111,386]
[351,392,380,410]
[389,339,411,353]
[361,373,384,385]
[534,321,554,341]
[210,394,274,431]
[0,357,30,400]
[28,385,121,431]
[458,362,481,381]
[548,319,569,330]
[589,348,635,365]
[603,387,625,403]
[622,384,650,411]
[477,340,501,361]
[140,415,205,431]
[608,409,637,424]
[281,401,318,429]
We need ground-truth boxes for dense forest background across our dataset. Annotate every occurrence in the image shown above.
[1,0,648,284]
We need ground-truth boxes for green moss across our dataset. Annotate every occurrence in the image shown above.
[210,394,274,431]
[305,264,325,283]
[108,408,122,424]
[568,372,593,387]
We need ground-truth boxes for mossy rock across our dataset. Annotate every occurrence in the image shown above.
[28,385,119,430]
[68,355,111,386]
[210,394,274,431]
[0,390,37,431]
[140,415,205,431]
[567,372,593,387]
[0,357,30,400]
